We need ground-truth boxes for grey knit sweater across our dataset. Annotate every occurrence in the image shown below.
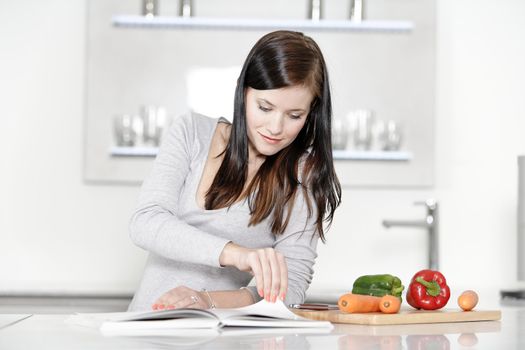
[127,112,319,311]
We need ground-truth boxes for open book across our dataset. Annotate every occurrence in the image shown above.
[66,299,333,336]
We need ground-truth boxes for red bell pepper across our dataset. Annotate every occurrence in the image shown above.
[406,269,451,310]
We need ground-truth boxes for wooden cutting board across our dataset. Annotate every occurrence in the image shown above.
[291,308,501,325]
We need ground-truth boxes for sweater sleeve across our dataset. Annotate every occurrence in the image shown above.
[274,188,320,306]
[128,113,231,268]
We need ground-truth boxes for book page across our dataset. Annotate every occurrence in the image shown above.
[66,308,218,330]
[211,299,306,320]
[66,299,333,332]
[120,309,217,321]
[211,299,333,328]
[69,300,292,326]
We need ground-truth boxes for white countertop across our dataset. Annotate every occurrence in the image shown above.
[0,306,523,349]
[0,314,31,330]
[0,291,523,349]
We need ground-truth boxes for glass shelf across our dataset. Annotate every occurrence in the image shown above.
[332,149,412,161]
[112,15,414,33]
[110,146,412,161]
[110,146,159,157]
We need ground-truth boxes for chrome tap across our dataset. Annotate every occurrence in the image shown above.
[382,199,439,270]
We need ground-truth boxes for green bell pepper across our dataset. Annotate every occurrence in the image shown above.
[351,274,404,298]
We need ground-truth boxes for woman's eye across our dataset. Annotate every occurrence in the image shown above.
[258,105,271,112]
[290,114,302,120]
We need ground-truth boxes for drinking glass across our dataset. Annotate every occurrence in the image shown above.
[141,105,167,147]
[113,114,136,147]
[349,109,374,151]
[332,114,349,150]
[142,0,158,17]
[380,120,403,151]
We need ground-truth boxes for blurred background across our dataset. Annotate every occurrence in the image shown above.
[0,0,524,310]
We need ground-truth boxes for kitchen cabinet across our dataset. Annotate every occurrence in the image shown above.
[84,0,435,187]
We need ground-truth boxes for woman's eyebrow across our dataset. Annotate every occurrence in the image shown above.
[258,98,307,112]
[258,98,275,107]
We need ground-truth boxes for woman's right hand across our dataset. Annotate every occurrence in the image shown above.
[219,242,288,303]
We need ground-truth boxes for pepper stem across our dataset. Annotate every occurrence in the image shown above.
[393,285,404,296]
[415,276,441,297]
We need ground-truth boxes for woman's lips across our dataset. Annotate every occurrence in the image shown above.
[259,132,281,144]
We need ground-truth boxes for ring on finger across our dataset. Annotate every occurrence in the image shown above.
[190,295,199,304]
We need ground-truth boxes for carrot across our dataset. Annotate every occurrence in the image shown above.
[379,295,401,314]
[338,293,381,313]
[458,290,479,311]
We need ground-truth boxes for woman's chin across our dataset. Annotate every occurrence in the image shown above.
[257,146,281,157]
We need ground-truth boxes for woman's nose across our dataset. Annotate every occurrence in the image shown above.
[266,113,284,136]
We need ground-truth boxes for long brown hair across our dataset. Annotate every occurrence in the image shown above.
[205,30,341,242]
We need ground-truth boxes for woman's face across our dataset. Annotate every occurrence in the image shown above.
[245,85,313,160]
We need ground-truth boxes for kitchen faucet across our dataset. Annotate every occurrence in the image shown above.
[382,199,439,270]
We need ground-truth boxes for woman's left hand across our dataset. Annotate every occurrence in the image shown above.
[152,286,209,310]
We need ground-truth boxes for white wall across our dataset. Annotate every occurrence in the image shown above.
[1,0,524,296]
[433,0,525,291]
[0,0,145,295]
[317,0,525,295]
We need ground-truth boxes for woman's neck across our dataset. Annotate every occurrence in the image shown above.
[247,143,266,167]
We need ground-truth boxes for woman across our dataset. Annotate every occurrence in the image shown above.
[128,30,341,311]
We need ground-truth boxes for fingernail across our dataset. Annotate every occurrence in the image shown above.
[152,304,158,310]
[158,304,165,309]
[272,295,277,303]
[280,293,285,301]
[258,289,263,297]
